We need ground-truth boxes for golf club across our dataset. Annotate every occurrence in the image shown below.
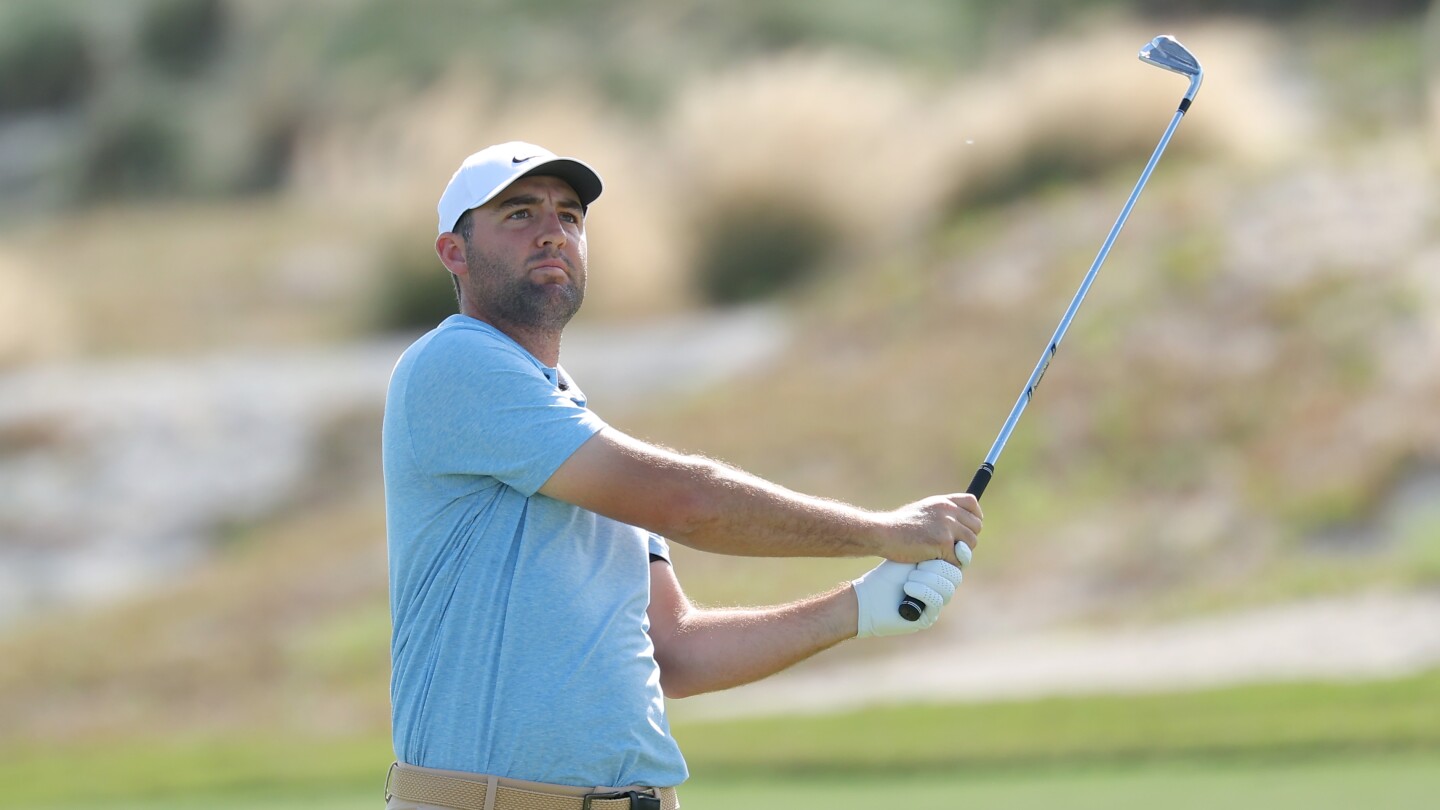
[898,35,1204,621]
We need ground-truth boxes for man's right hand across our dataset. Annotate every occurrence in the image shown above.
[877,493,983,566]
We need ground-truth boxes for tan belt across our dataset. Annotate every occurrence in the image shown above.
[386,762,680,810]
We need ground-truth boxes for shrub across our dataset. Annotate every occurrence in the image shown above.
[244,113,300,192]
[694,197,837,305]
[665,53,945,304]
[1425,0,1440,141]
[0,9,95,115]
[80,109,185,199]
[932,20,1308,215]
[139,0,228,78]
[1135,0,1429,19]
[369,237,457,333]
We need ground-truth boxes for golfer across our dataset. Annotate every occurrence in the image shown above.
[382,141,982,810]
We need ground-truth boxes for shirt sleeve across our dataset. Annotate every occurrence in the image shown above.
[401,327,607,496]
[647,534,671,564]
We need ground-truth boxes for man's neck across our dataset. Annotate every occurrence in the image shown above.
[462,309,562,367]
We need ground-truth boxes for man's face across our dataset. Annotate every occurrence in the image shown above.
[459,174,588,333]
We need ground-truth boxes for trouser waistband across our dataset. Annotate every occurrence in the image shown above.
[385,762,680,810]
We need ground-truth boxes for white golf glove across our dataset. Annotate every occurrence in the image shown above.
[852,542,971,638]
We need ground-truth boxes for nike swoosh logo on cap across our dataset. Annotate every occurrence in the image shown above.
[512,155,541,164]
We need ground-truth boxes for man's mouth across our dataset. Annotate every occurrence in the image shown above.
[529,264,569,285]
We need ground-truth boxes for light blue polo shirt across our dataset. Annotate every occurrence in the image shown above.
[382,314,688,788]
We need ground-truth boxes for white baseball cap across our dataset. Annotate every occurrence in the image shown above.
[436,141,604,235]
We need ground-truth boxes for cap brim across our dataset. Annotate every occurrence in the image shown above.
[518,158,603,208]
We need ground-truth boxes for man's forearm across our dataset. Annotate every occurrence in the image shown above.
[651,583,858,699]
[543,429,888,558]
[667,455,884,558]
[541,428,976,565]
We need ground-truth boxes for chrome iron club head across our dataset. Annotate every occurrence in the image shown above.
[1139,35,1203,100]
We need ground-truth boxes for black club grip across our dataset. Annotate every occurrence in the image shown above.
[896,462,993,621]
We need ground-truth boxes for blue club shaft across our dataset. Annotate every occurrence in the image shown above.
[982,102,1188,467]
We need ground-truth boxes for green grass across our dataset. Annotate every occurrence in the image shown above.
[28,792,380,810]
[21,753,1440,810]
[673,672,1440,772]
[10,735,393,807]
[9,670,1440,807]
[680,752,1440,810]
[19,753,1440,810]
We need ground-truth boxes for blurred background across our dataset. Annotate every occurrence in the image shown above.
[2,0,1439,807]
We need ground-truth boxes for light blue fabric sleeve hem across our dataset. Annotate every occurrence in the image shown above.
[519,422,607,498]
[647,534,671,563]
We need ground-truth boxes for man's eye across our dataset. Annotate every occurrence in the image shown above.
[560,213,579,223]
[508,210,531,220]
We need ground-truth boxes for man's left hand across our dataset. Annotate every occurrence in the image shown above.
[852,547,967,638]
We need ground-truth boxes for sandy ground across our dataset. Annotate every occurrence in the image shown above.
[676,588,1440,719]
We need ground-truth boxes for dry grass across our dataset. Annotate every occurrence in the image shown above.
[0,199,376,356]
[933,18,1312,205]
[282,18,1316,319]
[287,69,694,319]
[1422,2,1440,146]
[0,19,1319,351]
[663,51,948,253]
[0,250,76,367]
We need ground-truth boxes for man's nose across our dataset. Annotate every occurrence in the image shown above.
[536,209,568,248]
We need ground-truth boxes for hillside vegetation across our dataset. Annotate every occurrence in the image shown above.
[1,0,1438,765]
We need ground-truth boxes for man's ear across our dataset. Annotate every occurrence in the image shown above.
[435,232,468,278]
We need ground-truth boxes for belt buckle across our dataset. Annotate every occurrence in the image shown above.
[383,762,398,801]
[581,789,661,810]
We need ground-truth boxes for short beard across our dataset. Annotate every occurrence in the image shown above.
[465,245,584,333]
